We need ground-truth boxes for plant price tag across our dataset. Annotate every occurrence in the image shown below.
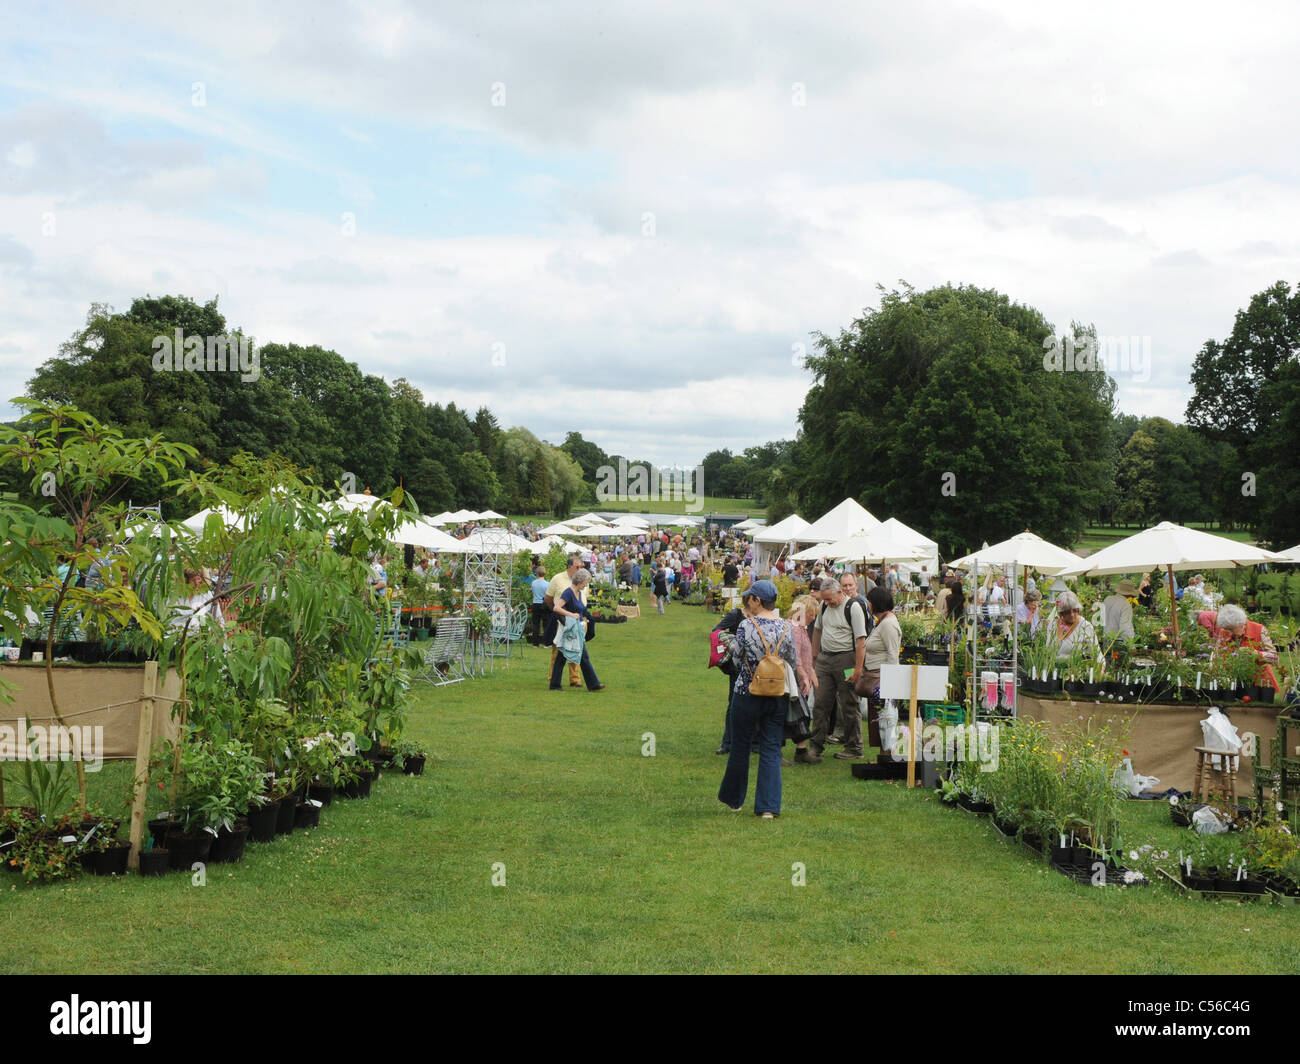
[308,799,323,808]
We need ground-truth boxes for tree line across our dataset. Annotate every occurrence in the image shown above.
[761,281,1298,556]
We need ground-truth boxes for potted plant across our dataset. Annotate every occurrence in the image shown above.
[391,738,429,776]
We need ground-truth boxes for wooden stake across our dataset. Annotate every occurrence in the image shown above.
[128,661,158,871]
[907,663,920,788]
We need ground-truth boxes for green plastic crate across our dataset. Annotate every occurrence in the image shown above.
[922,702,967,726]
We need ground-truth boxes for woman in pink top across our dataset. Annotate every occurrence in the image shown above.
[786,594,820,765]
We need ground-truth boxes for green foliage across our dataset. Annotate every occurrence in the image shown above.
[153,738,266,834]
[785,284,1115,556]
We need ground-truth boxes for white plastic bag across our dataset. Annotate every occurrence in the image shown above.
[1112,756,1161,797]
[1199,707,1241,771]
[1192,805,1230,835]
[879,701,899,759]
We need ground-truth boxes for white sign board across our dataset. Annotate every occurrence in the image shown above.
[879,663,948,702]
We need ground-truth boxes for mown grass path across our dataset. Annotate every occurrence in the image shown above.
[4,591,1297,973]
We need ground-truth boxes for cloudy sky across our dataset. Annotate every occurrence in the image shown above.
[2,1,1299,467]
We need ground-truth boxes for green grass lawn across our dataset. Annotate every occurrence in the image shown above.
[4,592,1298,974]
[1073,523,1258,552]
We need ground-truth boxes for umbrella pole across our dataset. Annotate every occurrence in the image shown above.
[1167,563,1181,656]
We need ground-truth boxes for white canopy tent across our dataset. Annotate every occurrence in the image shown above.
[798,498,882,544]
[540,521,582,536]
[879,517,939,578]
[180,505,246,534]
[753,514,810,546]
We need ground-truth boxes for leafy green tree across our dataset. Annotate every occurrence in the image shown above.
[788,284,1114,556]
[561,431,609,484]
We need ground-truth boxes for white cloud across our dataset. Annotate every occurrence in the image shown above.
[4,0,1300,465]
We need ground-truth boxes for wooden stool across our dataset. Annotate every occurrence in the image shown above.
[1193,746,1238,806]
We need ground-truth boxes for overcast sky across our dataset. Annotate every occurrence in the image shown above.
[2,1,1299,467]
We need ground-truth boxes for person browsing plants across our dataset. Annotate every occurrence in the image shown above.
[548,568,605,692]
[806,576,870,762]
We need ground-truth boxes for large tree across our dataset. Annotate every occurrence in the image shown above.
[787,284,1115,556]
[1186,280,1300,545]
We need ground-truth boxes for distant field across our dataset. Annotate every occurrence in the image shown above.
[507,497,759,522]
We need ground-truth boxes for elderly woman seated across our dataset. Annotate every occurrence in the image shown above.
[1016,587,1044,635]
[1052,590,1098,658]
[1198,603,1279,691]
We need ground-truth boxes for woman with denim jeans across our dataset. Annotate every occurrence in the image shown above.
[718,580,798,818]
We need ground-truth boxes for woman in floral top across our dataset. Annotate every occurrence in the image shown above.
[718,580,799,818]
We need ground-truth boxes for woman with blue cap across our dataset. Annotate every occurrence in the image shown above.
[718,579,798,819]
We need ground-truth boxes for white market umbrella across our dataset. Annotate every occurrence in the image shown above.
[440,529,534,555]
[948,531,1082,575]
[799,498,882,544]
[572,512,605,524]
[540,521,581,535]
[389,520,463,551]
[1055,521,1289,651]
[790,542,832,562]
[733,518,766,532]
[427,511,457,524]
[610,515,650,529]
[476,509,506,521]
[1275,543,1300,563]
[818,531,929,564]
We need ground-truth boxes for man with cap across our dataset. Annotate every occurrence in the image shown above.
[1101,579,1137,641]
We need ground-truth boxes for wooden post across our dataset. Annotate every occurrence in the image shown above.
[906,663,920,788]
[1167,564,1181,657]
[127,661,158,871]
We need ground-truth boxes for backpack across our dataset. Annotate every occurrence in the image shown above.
[819,596,873,638]
[748,621,789,697]
[708,629,733,669]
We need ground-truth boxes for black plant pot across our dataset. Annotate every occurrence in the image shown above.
[1149,683,1175,703]
[166,831,213,870]
[274,796,297,837]
[1051,844,1083,868]
[147,817,174,850]
[1041,677,1063,693]
[1257,686,1275,704]
[956,793,994,815]
[92,842,132,876]
[210,821,250,864]
[307,782,335,807]
[294,802,321,830]
[139,849,171,877]
[402,756,426,776]
[246,802,278,843]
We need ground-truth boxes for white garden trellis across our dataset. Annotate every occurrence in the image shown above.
[460,529,523,674]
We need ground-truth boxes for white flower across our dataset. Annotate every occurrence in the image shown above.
[1278,802,1286,813]
[1170,796,1180,806]
[1129,850,1139,861]
[1159,851,1169,860]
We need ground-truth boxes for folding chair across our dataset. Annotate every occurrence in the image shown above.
[416,616,468,686]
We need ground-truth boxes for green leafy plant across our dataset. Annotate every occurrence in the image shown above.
[390,737,429,771]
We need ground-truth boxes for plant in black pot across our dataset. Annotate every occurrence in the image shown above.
[153,737,265,870]
[391,738,429,776]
